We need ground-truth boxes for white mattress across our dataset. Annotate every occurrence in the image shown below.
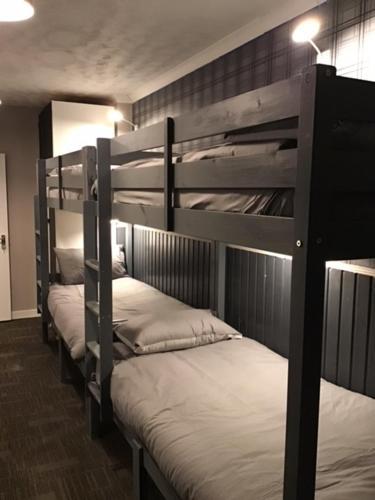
[47,276,191,360]
[111,338,375,500]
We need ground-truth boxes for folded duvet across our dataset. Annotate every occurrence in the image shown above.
[48,277,191,359]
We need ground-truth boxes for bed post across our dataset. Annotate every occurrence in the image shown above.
[97,137,114,430]
[82,145,99,436]
[84,140,113,436]
[164,117,174,231]
[283,65,336,500]
[49,208,57,282]
[35,159,49,343]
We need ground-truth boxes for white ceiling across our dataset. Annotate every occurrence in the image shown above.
[0,0,319,107]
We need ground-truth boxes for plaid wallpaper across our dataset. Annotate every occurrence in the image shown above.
[133,0,375,130]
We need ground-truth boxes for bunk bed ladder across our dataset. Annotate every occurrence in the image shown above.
[83,141,113,437]
[35,159,49,343]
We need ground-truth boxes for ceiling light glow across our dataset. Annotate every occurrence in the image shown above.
[0,0,35,22]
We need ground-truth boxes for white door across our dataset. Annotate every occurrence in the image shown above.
[0,154,11,321]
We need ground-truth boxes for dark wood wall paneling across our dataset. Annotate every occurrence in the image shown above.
[226,248,375,398]
[322,268,375,397]
[225,248,291,358]
[133,226,213,309]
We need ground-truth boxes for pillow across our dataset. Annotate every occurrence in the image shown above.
[54,247,126,285]
[54,248,84,285]
[114,309,242,355]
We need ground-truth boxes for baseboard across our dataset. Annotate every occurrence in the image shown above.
[12,309,39,320]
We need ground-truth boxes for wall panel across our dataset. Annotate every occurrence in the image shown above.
[133,226,213,309]
[226,249,375,397]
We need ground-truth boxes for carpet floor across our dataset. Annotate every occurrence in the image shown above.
[0,318,134,500]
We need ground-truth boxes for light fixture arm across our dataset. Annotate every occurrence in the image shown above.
[308,39,321,55]
[121,117,138,130]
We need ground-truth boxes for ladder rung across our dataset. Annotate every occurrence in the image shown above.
[85,259,99,272]
[88,381,101,404]
[86,300,99,317]
[87,340,100,360]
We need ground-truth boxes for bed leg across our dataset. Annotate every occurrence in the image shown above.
[132,439,146,500]
[42,321,49,343]
[87,393,101,439]
[58,338,72,384]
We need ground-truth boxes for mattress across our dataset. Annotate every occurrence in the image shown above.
[47,142,295,217]
[47,276,191,360]
[111,338,375,500]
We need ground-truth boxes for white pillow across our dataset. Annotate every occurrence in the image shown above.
[114,309,241,355]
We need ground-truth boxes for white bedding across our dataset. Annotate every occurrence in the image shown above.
[111,338,375,500]
[47,276,191,360]
[47,143,294,216]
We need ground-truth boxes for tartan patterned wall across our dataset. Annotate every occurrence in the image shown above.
[133,0,375,130]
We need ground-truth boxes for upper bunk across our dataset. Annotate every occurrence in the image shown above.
[39,148,88,214]
[38,64,375,261]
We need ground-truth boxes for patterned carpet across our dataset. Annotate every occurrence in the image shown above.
[0,318,134,500]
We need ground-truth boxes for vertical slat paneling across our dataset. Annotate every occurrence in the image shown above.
[336,272,356,389]
[226,247,292,357]
[351,275,371,394]
[134,233,375,399]
[226,248,375,399]
[133,226,212,308]
[365,279,375,397]
[324,269,342,384]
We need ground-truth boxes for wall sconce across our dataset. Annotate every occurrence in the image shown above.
[292,18,321,55]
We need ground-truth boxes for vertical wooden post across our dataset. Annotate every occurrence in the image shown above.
[283,65,336,500]
[36,159,49,343]
[97,138,113,428]
[82,146,100,436]
[164,117,174,231]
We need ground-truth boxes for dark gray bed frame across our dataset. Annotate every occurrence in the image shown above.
[34,64,375,500]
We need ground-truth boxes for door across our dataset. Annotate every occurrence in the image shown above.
[0,154,11,321]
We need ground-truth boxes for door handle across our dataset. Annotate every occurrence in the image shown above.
[1,234,6,250]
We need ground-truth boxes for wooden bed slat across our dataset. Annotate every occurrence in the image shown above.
[173,76,301,143]
[174,208,294,255]
[110,121,164,156]
[110,149,297,190]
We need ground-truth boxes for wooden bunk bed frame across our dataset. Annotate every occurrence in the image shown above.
[34,147,92,381]
[35,64,375,500]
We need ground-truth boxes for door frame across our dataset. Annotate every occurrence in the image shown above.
[0,154,12,321]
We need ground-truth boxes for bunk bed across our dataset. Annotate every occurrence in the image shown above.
[35,64,375,500]
[35,149,129,378]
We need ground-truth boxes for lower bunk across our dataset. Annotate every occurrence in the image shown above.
[108,337,375,500]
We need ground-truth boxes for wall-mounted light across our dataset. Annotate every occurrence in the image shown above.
[292,18,321,55]
[108,108,138,130]
[0,0,35,22]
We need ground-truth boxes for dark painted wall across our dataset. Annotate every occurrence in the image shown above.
[134,1,375,129]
